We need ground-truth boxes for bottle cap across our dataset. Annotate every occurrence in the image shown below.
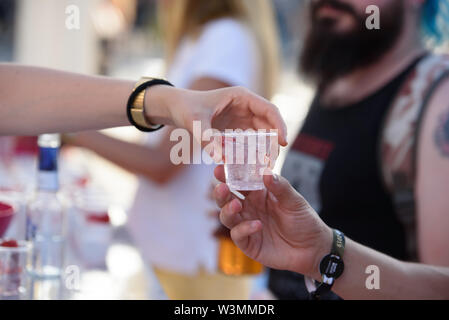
[38,134,61,149]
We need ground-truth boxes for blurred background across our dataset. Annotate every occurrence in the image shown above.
[0,0,314,299]
[5,0,447,301]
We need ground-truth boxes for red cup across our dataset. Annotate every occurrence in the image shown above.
[0,202,14,238]
[86,212,110,224]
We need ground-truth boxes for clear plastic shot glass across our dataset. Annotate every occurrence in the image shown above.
[0,240,32,299]
[218,130,278,191]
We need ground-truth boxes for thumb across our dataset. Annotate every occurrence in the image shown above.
[263,173,310,211]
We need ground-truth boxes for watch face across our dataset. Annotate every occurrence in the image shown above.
[320,254,344,279]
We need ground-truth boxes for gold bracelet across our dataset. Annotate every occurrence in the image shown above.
[128,77,162,130]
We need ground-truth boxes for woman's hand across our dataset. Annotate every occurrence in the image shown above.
[213,165,332,278]
[146,86,288,147]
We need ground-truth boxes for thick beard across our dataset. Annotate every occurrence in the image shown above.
[300,0,404,87]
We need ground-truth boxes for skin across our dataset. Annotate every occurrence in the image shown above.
[210,0,449,299]
[0,64,287,148]
[67,78,231,184]
[310,0,449,268]
[213,165,449,300]
[219,0,449,299]
[416,80,449,266]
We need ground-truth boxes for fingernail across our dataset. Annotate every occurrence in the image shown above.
[272,174,279,182]
[251,221,260,230]
[231,199,241,211]
[215,184,224,198]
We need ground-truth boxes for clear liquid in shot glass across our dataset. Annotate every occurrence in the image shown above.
[221,131,278,191]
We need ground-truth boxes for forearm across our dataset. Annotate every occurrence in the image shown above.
[0,64,174,135]
[0,64,289,145]
[73,132,177,183]
[310,237,449,300]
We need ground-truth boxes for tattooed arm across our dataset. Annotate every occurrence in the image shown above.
[416,79,449,267]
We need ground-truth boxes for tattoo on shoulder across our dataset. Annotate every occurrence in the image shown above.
[435,109,449,158]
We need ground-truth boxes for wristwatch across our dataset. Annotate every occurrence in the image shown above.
[127,77,174,132]
[305,229,345,300]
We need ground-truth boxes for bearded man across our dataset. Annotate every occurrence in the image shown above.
[269,0,449,299]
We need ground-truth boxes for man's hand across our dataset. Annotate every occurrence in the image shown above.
[213,165,332,278]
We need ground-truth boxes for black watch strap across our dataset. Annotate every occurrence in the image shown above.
[332,229,345,257]
[309,229,345,300]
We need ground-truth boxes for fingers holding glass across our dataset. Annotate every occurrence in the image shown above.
[230,220,263,250]
[214,165,226,183]
[219,198,243,229]
[213,183,232,208]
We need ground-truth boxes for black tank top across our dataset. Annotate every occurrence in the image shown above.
[269,57,423,300]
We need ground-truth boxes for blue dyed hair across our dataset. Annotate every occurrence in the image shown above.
[421,0,449,44]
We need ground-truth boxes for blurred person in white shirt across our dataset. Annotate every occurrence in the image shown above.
[66,0,280,300]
